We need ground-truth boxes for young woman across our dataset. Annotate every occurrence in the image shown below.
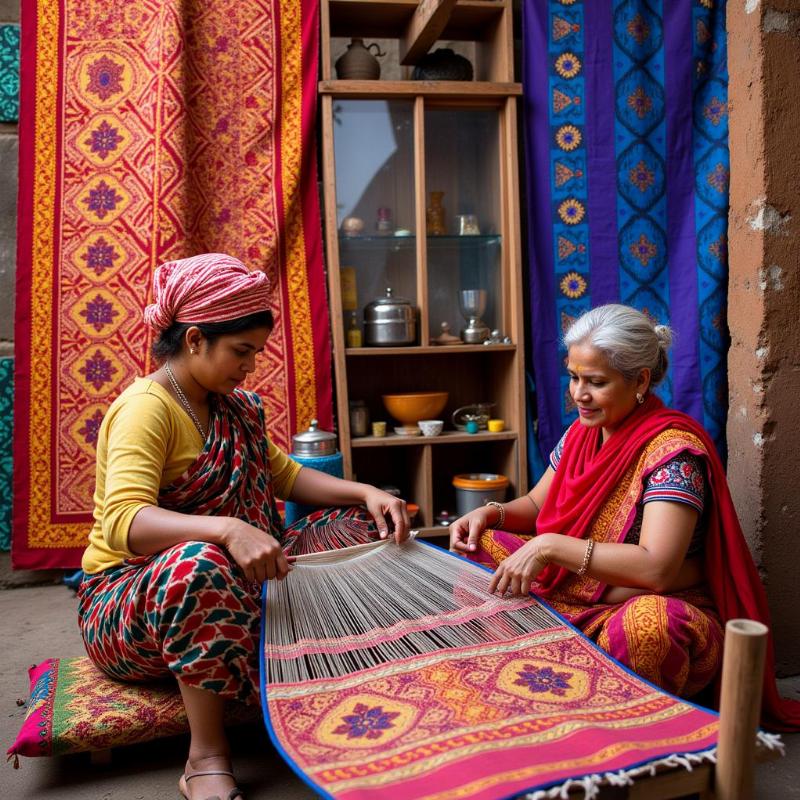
[78,253,409,800]
[450,304,799,730]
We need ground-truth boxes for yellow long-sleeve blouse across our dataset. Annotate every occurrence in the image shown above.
[81,378,301,574]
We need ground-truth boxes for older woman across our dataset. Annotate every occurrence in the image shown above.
[78,253,409,800]
[450,304,799,729]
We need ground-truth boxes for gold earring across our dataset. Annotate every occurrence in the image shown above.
[636,393,644,404]
[190,348,196,355]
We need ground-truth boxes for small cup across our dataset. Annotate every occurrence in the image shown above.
[487,418,505,432]
[465,420,480,434]
[371,420,387,437]
[418,419,443,437]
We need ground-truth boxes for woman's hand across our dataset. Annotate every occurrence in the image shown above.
[220,518,291,583]
[488,536,550,596]
[362,487,410,543]
[449,506,495,555]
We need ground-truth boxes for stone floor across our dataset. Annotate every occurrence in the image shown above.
[1,574,798,799]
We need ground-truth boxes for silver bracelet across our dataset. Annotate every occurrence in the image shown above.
[484,500,506,529]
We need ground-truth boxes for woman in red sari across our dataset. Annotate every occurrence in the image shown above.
[450,304,799,730]
[78,253,409,800]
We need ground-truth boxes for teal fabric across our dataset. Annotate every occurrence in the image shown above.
[0,25,19,122]
[0,357,13,551]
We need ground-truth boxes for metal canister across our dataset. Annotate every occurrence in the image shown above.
[363,287,416,346]
[285,420,343,527]
[291,419,338,457]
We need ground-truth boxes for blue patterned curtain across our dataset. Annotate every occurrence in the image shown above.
[523,0,729,461]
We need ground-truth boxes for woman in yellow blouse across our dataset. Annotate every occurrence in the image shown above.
[78,253,408,800]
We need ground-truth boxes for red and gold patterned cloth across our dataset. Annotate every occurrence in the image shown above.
[13,0,330,568]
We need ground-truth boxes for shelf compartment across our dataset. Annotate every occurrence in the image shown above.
[320,81,522,98]
[328,1,508,42]
[346,344,516,356]
[351,430,517,447]
[432,438,520,521]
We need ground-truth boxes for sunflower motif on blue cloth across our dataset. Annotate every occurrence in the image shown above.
[559,271,587,299]
[555,125,582,151]
[555,52,581,79]
[557,198,585,225]
[630,233,658,267]
[629,160,655,192]
[627,13,650,44]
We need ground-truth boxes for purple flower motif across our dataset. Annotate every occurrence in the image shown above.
[80,294,119,332]
[85,120,122,160]
[82,180,123,219]
[333,703,400,740]
[704,96,727,126]
[77,409,105,446]
[78,350,118,391]
[707,163,730,193]
[514,665,573,696]
[81,236,120,276]
[86,55,124,101]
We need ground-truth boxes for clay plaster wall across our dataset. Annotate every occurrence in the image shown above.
[727,0,800,674]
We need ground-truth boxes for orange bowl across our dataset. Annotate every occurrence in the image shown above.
[381,392,449,425]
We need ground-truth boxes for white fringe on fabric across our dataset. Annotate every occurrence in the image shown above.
[522,731,784,800]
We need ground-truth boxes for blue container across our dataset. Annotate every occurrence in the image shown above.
[283,451,344,527]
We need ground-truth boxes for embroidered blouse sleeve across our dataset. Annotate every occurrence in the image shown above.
[101,392,173,553]
[549,429,570,471]
[642,452,706,514]
[268,440,302,500]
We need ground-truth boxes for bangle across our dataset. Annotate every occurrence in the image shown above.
[577,539,594,577]
[484,500,506,529]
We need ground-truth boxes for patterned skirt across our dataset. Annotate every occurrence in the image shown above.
[77,506,379,704]
[468,530,724,699]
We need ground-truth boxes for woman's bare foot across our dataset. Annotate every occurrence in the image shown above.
[179,753,239,800]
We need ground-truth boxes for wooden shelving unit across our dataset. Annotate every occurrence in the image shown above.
[320,0,526,533]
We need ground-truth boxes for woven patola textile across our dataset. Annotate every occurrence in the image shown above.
[14,0,331,568]
[261,543,723,800]
[524,0,729,459]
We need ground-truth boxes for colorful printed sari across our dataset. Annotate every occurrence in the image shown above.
[79,389,379,701]
[471,395,800,730]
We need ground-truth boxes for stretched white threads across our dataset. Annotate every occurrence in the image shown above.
[265,540,565,685]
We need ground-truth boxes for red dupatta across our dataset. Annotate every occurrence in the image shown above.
[535,394,800,731]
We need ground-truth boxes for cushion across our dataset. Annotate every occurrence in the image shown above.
[8,657,257,762]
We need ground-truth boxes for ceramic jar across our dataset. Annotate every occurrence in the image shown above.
[335,38,385,80]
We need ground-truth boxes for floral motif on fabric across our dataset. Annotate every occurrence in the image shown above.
[555,52,581,79]
[559,271,587,299]
[627,86,653,119]
[630,233,658,266]
[78,350,118,390]
[706,163,729,193]
[85,54,124,100]
[627,13,650,44]
[515,665,573,696]
[85,119,122,159]
[629,160,655,191]
[81,179,123,219]
[704,96,727,125]
[81,236,119,276]
[555,124,582,151]
[333,703,401,740]
[77,409,104,446]
[79,294,119,332]
[708,233,727,265]
[552,17,581,42]
[557,198,585,225]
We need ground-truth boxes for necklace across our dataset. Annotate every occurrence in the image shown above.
[164,361,207,440]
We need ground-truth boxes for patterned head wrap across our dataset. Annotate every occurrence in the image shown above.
[144,253,271,333]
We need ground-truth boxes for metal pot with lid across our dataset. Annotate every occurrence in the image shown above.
[363,287,417,346]
[291,419,338,457]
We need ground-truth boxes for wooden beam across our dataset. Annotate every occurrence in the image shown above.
[400,0,458,65]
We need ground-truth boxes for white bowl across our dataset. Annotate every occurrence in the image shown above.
[418,419,444,437]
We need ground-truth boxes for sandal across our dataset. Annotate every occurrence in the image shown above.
[179,769,244,800]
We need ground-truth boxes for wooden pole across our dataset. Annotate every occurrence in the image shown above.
[715,618,768,800]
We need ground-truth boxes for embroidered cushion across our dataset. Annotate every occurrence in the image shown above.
[8,657,257,761]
